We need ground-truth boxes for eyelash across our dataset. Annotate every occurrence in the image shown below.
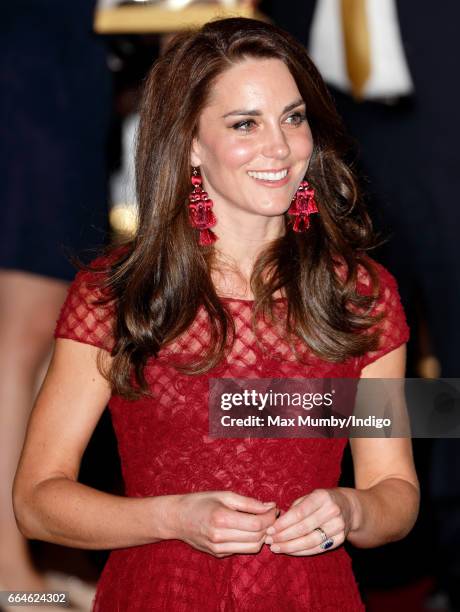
[231,112,307,132]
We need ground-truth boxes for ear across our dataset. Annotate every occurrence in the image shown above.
[190,136,203,167]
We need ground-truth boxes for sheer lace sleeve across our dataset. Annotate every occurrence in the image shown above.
[358,260,410,370]
[54,255,116,353]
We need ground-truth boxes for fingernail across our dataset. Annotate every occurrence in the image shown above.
[270,544,281,553]
[266,526,275,535]
[263,501,276,506]
[265,536,273,545]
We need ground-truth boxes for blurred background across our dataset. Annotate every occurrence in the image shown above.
[1,1,459,610]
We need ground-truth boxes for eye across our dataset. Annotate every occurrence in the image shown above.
[285,111,307,125]
[231,119,257,132]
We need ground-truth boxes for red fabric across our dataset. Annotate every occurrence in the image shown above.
[54,256,409,611]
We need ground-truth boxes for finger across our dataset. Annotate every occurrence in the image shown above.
[286,530,345,556]
[269,517,345,555]
[268,504,339,543]
[222,492,277,514]
[212,506,278,533]
[208,527,267,544]
[267,494,323,534]
[211,535,266,556]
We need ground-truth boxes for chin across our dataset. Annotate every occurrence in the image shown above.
[257,198,290,214]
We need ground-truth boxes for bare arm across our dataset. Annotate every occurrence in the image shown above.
[265,345,420,554]
[339,344,420,548]
[12,339,180,549]
[13,339,277,554]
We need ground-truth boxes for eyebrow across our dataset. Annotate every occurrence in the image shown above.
[222,98,305,118]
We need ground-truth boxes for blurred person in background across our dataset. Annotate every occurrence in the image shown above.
[260,0,460,608]
[0,0,111,601]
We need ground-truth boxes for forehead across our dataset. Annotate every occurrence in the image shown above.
[204,57,301,111]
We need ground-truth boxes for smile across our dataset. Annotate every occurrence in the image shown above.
[247,169,289,181]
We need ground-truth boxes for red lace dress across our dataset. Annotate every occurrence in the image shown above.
[54,256,409,612]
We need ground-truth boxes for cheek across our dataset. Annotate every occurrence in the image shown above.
[211,136,257,170]
[293,130,314,160]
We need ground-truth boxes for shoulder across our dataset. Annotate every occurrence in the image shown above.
[334,254,403,307]
[356,257,400,297]
[53,245,130,353]
[355,257,410,370]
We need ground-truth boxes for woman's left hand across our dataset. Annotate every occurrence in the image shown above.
[264,488,358,555]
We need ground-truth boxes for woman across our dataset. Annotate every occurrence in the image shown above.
[1,0,109,598]
[13,18,419,611]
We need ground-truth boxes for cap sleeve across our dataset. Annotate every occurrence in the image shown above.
[54,255,116,353]
[358,260,410,369]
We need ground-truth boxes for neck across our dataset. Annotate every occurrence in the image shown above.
[210,208,285,298]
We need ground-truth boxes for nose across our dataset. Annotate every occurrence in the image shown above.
[261,125,290,160]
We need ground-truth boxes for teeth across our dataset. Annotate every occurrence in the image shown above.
[247,169,288,181]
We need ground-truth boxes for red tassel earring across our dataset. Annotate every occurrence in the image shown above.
[288,180,319,232]
[188,167,218,246]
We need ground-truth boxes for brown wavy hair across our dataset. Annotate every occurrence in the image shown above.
[93,17,382,399]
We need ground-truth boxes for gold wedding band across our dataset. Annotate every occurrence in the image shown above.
[313,527,328,543]
[314,527,334,550]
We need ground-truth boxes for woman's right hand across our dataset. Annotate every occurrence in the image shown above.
[170,491,279,558]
